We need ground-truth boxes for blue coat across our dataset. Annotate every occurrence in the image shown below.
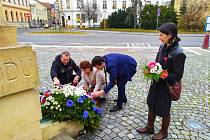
[103,53,137,93]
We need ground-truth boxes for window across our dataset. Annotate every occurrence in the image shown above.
[24,13,27,22]
[18,0,20,5]
[66,0,70,9]
[93,0,97,9]
[77,0,80,9]
[113,0,117,9]
[22,0,24,6]
[20,12,23,22]
[103,0,107,9]
[25,0,28,6]
[77,0,84,9]
[11,11,14,21]
[76,14,80,23]
[5,10,8,21]
[122,1,126,9]
[82,14,85,23]
[68,16,70,20]
[81,0,84,9]
[8,0,11,3]
[93,14,97,23]
[16,12,19,22]
[13,0,16,4]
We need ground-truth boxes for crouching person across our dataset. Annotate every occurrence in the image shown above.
[50,51,81,86]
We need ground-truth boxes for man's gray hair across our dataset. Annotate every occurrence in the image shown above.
[61,51,70,57]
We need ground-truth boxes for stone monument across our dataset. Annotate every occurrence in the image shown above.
[0,0,42,139]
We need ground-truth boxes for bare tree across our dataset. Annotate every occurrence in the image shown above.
[131,0,142,28]
[82,0,100,28]
[178,0,208,31]
[171,0,175,8]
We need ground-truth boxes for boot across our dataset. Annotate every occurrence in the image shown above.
[136,112,156,134]
[152,115,170,140]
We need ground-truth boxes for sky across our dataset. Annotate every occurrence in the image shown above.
[38,0,171,5]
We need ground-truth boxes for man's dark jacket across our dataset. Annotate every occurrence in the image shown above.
[50,55,81,85]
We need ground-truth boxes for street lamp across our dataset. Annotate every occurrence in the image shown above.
[54,1,59,30]
[79,0,82,29]
[138,0,142,29]
[131,0,137,28]
[156,7,160,30]
[55,0,62,31]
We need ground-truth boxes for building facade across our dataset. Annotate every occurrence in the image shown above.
[30,0,48,27]
[40,2,54,26]
[60,0,133,28]
[2,0,30,28]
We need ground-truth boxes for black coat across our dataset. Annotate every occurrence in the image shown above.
[147,41,186,117]
[50,55,81,85]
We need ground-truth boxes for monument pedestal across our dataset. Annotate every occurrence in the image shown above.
[0,26,17,47]
[0,26,42,140]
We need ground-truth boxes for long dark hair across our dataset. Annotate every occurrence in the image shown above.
[158,22,181,44]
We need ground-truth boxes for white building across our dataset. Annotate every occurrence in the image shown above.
[60,0,133,28]
[144,0,151,5]
[30,0,48,27]
[161,1,171,6]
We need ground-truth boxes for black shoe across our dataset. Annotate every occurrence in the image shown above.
[113,99,127,103]
[99,97,106,103]
[109,105,123,112]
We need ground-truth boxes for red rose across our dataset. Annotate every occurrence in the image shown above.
[160,70,168,79]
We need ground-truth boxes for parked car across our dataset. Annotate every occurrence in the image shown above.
[43,24,49,28]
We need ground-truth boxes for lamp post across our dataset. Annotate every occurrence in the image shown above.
[55,1,62,31]
[131,0,137,28]
[138,0,142,29]
[156,7,160,30]
[79,1,82,29]
[54,1,59,30]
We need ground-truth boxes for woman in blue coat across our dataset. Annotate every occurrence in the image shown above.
[91,53,137,112]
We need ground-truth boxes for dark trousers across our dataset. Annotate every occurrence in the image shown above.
[117,79,127,106]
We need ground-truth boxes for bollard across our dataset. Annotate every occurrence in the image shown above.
[202,34,209,49]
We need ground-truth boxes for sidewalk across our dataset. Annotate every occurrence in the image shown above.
[35,46,210,140]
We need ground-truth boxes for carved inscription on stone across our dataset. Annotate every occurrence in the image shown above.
[0,47,40,97]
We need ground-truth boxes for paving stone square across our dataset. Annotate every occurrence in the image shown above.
[35,47,210,140]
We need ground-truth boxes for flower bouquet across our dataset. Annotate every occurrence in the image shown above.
[143,61,168,82]
[40,84,102,131]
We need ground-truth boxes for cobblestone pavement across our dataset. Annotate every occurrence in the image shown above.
[34,46,210,140]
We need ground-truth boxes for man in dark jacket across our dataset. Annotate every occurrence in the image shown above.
[50,51,81,85]
[91,53,137,112]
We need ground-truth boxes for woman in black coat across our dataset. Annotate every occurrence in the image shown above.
[136,23,186,140]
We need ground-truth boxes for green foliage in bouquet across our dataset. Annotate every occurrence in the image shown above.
[143,61,168,82]
[41,85,102,131]
[143,65,160,82]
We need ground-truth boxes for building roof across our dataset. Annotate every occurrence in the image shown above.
[50,4,55,9]
[39,2,51,9]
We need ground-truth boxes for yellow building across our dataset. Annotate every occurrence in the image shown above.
[2,0,30,28]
